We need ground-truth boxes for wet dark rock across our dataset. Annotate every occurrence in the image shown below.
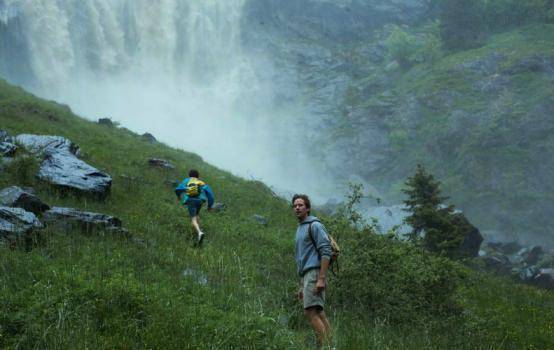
[518,266,540,282]
[148,158,175,169]
[480,253,512,275]
[0,206,42,240]
[453,213,483,257]
[0,141,17,157]
[98,118,114,127]
[0,186,50,215]
[39,151,112,196]
[0,130,13,143]
[532,268,554,290]
[142,133,157,143]
[15,134,111,197]
[43,207,126,235]
[524,246,544,265]
[16,134,80,156]
[253,214,268,226]
[0,130,17,156]
[487,241,522,255]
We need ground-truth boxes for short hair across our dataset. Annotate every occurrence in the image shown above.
[189,169,199,178]
[292,194,311,214]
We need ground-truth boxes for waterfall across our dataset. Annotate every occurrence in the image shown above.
[0,0,334,201]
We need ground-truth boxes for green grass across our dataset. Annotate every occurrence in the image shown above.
[1,79,553,349]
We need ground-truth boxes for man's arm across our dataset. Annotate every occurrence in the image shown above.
[203,184,215,208]
[313,222,332,294]
[314,257,330,294]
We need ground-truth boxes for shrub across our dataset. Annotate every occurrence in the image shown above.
[333,228,464,324]
[384,23,443,69]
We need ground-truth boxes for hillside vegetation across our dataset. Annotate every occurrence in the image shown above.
[1,80,553,349]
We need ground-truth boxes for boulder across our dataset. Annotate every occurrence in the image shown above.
[39,152,112,196]
[518,265,539,282]
[142,133,157,143]
[0,130,17,157]
[481,253,512,275]
[98,118,114,127]
[0,186,50,215]
[15,134,80,156]
[0,130,13,142]
[0,142,17,157]
[487,241,522,255]
[452,213,483,257]
[15,134,111,197]
[524,246,544,265]
[43,207,127,235]
[0,206,42,240]
[148,158,175,169]
[532,268,554,290]
[253,214,268,226]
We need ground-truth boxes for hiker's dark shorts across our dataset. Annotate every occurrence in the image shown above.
[185,198,204,217]
[301,268,325,310]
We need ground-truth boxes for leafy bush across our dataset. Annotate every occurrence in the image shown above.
[333,227,464,324]
[384,23,443,69]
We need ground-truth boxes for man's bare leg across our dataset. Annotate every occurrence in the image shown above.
[305,307,329,349]
[191,216,201,235]
[318,311,332,346]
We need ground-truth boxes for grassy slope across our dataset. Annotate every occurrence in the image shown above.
[0,80,553,349]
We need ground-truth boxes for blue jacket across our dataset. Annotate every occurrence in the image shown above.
[295,216,332,276]
[175,177,214,208]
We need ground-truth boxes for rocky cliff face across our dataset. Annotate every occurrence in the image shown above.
[240,0,432,180]
[241,1,554,246]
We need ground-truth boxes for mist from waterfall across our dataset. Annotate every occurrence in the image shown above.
[0,0,334,201]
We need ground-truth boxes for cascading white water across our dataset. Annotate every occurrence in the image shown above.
[0,0,335,200]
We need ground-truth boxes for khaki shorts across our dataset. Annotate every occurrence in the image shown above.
[301,268,325,310]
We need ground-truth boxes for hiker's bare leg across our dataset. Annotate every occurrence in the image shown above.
[305,307,328,349]
[318,311,332,346]
[191,216,201,235]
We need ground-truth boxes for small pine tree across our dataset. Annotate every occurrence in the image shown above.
[402,164,476,258]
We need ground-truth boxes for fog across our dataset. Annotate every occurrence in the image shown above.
[0,0,336,202]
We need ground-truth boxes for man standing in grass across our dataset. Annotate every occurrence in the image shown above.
[175,169,214,245]
[292,194,333,349]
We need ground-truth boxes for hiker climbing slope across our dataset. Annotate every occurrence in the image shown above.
[175,169,214,244]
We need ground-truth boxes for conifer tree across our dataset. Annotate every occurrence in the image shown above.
[402,164,470,258]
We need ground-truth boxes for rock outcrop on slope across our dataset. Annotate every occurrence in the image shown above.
[15,134,112,197]
[43,207,127,235]
[0,186,50,215]
[0,206,42,240]
[0,130,17,157]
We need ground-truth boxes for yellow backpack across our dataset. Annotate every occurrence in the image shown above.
[186,177,205,197]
